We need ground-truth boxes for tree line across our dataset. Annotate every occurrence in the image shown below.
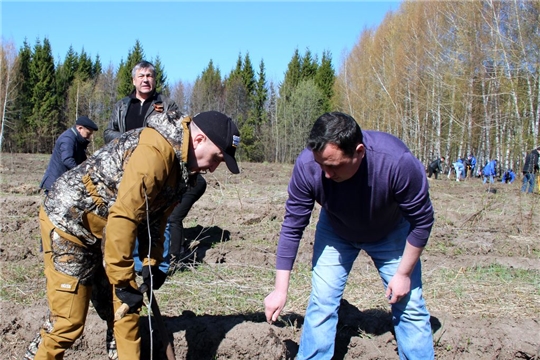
[0,38,334,164]
[334,0,539,173]
[2,0,539,172]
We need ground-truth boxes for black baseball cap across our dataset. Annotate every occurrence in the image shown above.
[192,111,241,174]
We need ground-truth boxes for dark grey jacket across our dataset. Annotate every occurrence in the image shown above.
[522,148,539,174]
[104,92,179,143]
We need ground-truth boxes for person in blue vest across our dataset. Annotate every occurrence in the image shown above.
[40,116,98,193]
[501,169,516,184]
[482,159,498,184]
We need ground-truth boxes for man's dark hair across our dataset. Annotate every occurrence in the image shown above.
[131,60,156,78]
[307,112,363,157]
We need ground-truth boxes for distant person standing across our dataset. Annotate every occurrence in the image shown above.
[467,154,477,178]
[40,116,98,193]
[427,156,445,179]
[482,159,498,184]
[104,60,179,143]
[521,146,540,193]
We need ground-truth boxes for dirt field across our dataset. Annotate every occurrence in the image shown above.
[1,152,539,360]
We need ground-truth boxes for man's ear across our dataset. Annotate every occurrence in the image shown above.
[192,133,206,150]
[356,144,365,158]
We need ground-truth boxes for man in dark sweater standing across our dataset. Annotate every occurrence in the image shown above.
[521,146,540,193]
[264,112,434,360]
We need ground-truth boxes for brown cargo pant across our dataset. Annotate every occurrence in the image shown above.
[28,207,140,360]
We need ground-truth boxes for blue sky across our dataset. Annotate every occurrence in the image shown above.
[2,1,400,85]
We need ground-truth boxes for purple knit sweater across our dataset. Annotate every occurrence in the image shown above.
[276,130,434,271]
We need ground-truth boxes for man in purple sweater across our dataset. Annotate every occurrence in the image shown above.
[264,112,434,359]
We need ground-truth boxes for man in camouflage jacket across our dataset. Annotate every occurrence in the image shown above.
[26,110,240,360]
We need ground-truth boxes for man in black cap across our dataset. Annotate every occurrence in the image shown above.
[25,110,240,360]
[40,115,98,193]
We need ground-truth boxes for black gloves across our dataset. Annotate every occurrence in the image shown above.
[142,266,167,290]
[115,286,143,313]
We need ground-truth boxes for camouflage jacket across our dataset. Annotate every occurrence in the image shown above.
[44,110,192,286]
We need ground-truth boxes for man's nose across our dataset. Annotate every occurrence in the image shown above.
[323,168,333,179]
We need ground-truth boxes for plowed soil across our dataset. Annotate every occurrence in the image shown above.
[1,153,539,359]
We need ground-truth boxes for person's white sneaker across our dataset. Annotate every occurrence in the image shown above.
[106,328,118,360]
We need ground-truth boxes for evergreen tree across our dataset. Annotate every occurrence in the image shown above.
[240,59,268,162]
[253,59,268,124]
[29,37,59,152]
[153,55,168,95]
[190,60,223,114]
[77,48,93,82]
[11,40,34,150]
[300,49,318,81]
[314,50,335,112]
[92,54,102,79]
[279,49,302,101]
[56,46,78,96]
[241,52,256,100]
[116,40,145,98]
[56,46,79,128]
[229,53,243,80]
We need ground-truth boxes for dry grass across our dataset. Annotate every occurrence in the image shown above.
[1,155,539,353]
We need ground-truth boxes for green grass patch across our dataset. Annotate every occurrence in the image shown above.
[0,263,46,304]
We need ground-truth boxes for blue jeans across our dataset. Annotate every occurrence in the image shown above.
[297,210,434,360]
[133,222,171,273]
[521,172,536,193]
[483,175,494,184]
[453,163,464,180]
